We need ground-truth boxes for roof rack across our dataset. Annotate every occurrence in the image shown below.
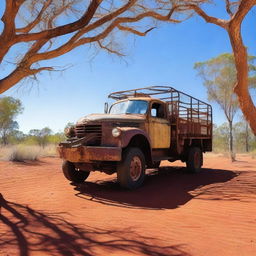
[108,86,210,107]
[108,86,176,100]
[108,86,212,137]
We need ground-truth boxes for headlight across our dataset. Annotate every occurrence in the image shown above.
[64,126,75,138]
[112,128,121,137]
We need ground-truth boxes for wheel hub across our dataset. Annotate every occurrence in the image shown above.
[130,156,142,181]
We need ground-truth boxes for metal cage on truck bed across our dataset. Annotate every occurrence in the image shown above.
[108,86,212,139]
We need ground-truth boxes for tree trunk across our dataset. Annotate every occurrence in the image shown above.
[228,120,235,161]
[2,131,8,145]
[245,122,249,152]
[228,1,256,136]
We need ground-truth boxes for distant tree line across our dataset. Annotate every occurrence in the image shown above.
[0,96,65,146]
[1,125,65,147]
[213,122,256,153]
[1,96,256,155]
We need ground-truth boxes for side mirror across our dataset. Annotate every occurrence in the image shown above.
[104,102,109,113]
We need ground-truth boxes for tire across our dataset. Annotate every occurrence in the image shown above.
[117,147,146,189]
[62,160,90,183]
[186,147,202,173]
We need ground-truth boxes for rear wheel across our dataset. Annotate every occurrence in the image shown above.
[186,147,202,173]
[62,160,90,183]
[117,147,145,189]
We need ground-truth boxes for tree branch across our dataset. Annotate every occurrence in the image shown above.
[230,0,256,25]
[0,0,27,63]
[225,0,233,17]
[31,66,54,74]
[1,0,25,36]
[97,41,125,56]
[26,7,180,64]
[1,0,181,93]
[176,4,228,29]
[15,0,102,42]
[16,0,52,33]
[117,25,155,36]
[67,0,139,42]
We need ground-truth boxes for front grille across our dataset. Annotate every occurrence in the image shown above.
[75,124,102,145]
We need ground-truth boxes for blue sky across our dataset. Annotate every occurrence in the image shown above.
[1,2,256,133]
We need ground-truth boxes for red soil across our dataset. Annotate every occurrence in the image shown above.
[0,154,255,256]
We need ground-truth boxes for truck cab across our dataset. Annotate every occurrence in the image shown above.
[58,86,212,189]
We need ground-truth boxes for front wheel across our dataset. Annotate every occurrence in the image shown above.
[186,147,202,173]
[62,160,90,183]
[117,147,145,190]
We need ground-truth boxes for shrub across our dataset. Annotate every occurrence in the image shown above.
[250,149,256,159]
[0,144,57,161]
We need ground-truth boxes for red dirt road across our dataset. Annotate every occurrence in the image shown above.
[0,154,256,256]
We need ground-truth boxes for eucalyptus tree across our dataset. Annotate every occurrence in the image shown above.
[29,127,52,148]
[234,119,255,152]
[194,53,256,160]
[169,0,256,134]
[0,0,185,93]
[0,97,23,145]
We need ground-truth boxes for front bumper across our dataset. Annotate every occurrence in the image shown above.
[57,145,122,163]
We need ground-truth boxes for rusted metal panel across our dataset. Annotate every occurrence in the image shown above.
[57,146,121,163]
[101,122,119,147]
[59,134,97,147]
[118,127,151,148]
[147,117,171,148]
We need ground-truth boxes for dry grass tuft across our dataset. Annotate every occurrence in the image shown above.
[250,150,256,159]
[0,145,57,162]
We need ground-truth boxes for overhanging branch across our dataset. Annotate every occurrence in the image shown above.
[16,0,52,33]
[15,0,102,42]
[97,41,125,56]
[176,4,228,29]
[25,7,180,65]
[117,25,156,36]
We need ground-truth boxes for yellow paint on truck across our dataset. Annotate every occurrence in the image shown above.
[147,117,171,148]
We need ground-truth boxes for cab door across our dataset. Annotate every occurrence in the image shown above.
[147,101,171,149]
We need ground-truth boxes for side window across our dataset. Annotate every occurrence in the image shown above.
[151,102,165,118]
[151,108,157,117]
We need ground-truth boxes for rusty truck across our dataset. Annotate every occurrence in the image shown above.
[57,86,212,189]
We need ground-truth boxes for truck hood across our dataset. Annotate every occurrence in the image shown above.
[77,113,146,124]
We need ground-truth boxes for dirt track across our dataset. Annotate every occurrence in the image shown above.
[0,154,256,256]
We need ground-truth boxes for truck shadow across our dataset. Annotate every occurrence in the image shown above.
[0,195,190,256]
[74,167,238,210]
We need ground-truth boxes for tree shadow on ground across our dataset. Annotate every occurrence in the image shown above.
[74,167,238,210]
[0,194,190,256]
[190,169,256,202]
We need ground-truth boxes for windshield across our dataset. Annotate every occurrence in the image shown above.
[109,100,148,115]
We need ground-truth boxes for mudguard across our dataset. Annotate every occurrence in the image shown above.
[118,127,151,148]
